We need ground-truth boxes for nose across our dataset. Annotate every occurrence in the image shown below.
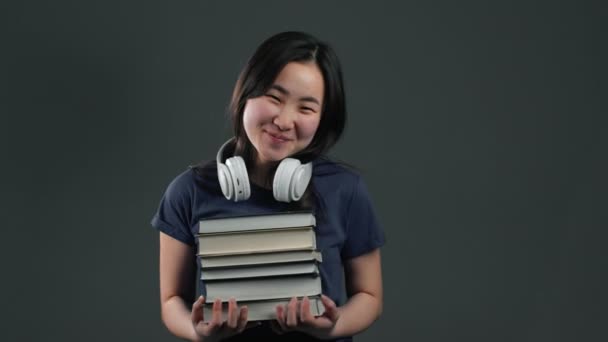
[272,107,296,131]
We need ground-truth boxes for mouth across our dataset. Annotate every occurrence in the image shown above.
[265,131,291,142]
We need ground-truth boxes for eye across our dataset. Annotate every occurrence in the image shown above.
[300,106,316,114]
[265,94,281,104]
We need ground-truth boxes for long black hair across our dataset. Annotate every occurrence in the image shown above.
[193,31,349,214]
[229,31,347,166]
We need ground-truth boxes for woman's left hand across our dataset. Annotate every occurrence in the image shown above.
[273,295,340,339]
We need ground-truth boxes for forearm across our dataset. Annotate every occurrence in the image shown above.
[330,292,383,338]
[162,295,199,341]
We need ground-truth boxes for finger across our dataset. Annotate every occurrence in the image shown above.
[226,298,238,329]
[236,305,249,333]
[198,298,222,337]
[321,294,340,323]
[275,304,288,332]
[210,298,223,328]
[286,297,298,328]
[191,296,206,325]
[299,296,315,325]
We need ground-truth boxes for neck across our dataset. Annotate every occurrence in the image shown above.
[250,159,279,189]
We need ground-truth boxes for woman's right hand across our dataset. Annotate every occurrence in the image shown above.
[191,296,249,342]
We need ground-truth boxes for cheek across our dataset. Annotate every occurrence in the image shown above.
[242,101,258,130]
[243,99,277,127]
[299,117,321,141]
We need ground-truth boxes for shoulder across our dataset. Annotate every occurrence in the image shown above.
[312,156,361,183]
[311,156,365,206]
[161,168,198,201]
[167,159,222,193]
[312,156,362,194]
[163,161,221,199]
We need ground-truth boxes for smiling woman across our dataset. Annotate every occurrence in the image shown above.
[151,31,385,342]
[243,61,324,183]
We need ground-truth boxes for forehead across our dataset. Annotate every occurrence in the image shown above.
[272,62,324,101]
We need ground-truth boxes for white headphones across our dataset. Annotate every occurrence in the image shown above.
[216,138,313,202]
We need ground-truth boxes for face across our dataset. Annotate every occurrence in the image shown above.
[243,61,324,168]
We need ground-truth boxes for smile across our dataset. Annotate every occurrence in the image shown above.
[265,131,291,143]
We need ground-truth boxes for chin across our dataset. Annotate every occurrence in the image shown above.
[260,150,292,163]
[260,146,290,159]
[268,153,290,162]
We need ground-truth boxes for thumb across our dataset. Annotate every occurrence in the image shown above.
[191,295,206,324]
[320,295,340,322]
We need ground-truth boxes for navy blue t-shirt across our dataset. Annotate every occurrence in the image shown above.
[151,158,385,341]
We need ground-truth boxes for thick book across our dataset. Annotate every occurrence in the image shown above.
[203,296,326,322]
[200,250,323,268]
[197,227,316,256]
[198,211,316,234]
[202,261,319,281]
[205,274,322,302]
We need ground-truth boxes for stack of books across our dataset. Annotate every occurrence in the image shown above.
[197,211,325,321]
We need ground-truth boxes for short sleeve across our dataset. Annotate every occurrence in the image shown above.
[150,170,195,246]
[341,175,386,259]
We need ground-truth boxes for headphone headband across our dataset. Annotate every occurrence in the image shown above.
[216,137,234,166]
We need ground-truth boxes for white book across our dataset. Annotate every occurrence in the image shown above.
[198,211,315,234]
[203,296,326,322]
[205,274,322,302]
[200,250,322,268]
[197,227,316,256]
[201,262,319,281]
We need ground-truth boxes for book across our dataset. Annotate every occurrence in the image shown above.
[197,211,325,323]
[197,227,316,256]
[202,261,319,281]
[203,296,326,322]
[205,274,322,302]
[200,250,322,268]
[198,211,315,234]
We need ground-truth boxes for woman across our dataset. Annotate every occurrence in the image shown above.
[152,31,385,341]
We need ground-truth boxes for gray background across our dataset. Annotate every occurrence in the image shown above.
[2,0,606,341]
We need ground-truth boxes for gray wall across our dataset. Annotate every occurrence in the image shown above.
[3,1,606,341]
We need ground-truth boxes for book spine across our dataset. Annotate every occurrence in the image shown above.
[199,212,316,234]
[202,296,325,322]
[205,275,322,302]
[198,250,322,268]
[201,262,319,281]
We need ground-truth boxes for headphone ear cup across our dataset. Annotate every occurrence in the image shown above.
[217,163,234,200]
[290,162,313,201]
[225,156,251,201]
[273,158,311,202]
[273,159,297,202]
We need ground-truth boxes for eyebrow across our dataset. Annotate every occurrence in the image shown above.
[270,84,321,105]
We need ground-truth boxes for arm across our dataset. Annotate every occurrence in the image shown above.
[330,248,383,337]
[159,232,249,342]
[159,231,200,341]
[275,248,383,339]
